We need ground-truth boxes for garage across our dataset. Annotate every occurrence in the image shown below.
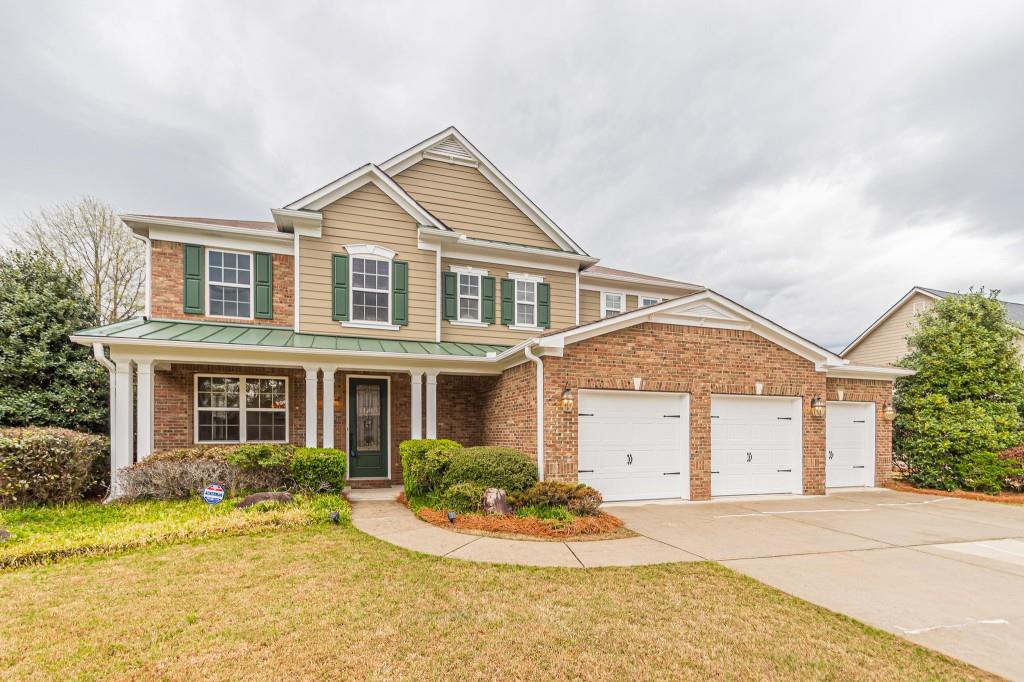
[710,395,803,496]
[825,401,875,487]
[577,390,690,502]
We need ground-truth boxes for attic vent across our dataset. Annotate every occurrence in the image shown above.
[425,136,477,165]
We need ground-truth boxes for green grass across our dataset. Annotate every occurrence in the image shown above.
[0,525,991,680]
[0,494,350,569]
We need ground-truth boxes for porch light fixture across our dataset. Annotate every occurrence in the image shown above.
[882,402,896,421]
[810,396,826,418]
[560,387,574,412]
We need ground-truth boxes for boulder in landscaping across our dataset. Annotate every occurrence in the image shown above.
[236,491,294,509]
[482,487,512,515]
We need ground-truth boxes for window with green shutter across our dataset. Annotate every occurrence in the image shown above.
[537,282,551,328]
[183,244,204,314]
[391,260,408,326]
[331,254,349,321]
[500,278,515,325]
[253,252,273,319]
[481,276,496,324]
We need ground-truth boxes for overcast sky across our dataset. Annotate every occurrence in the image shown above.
[2,1,1023,350]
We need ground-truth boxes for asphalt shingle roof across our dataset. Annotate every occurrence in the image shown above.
[919,287,1024,327]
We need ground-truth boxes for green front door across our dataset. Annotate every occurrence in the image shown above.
[348,378,389,478]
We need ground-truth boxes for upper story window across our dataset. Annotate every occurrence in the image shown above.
[195,375,287,443]
[208,250,252,318]
[351,256,391,323]
[601,292,625,318]
[515,279,537,327]
[458,273,482,322]
[640,296,661,307]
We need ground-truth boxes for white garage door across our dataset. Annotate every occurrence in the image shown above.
[826,401,875,488]
[711,395,802,496]
[578,390,689,502]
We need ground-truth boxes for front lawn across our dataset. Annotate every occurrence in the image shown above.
[0,525,990,680]
[0,494,349,569]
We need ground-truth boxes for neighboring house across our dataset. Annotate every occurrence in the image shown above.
[842,286,1024,367]
[73,127,910,502]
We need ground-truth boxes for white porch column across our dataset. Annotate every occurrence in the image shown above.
[321,367,335,449]
[425,372,438,439]
[410,371,423,439]
[111,360,135,498]
[304,366,319,448]
[135,359,154,460]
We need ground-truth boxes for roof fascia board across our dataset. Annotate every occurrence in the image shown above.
[826,364,916,380]
[271,208,323,236]
[380,127,589,256]
[122,215,292,241]
[840,287,942,357]
[144,225,295,256]
[582,284,700,300]
[418,228,596,271]
[580,271,702,291]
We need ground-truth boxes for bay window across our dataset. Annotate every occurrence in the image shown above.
[196,375,288,443]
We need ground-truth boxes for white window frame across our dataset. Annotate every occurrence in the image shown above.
[451,265,488,325]
[508,272,544,331]
[194,374,289,444]
[343,245,397,330]
[640,296,662,307]
[601,291,625,318]
[205,248,254,320]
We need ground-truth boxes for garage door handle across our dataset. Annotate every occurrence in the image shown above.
[578,469,594,473]
[776,469,792,473]
[663,414,681,418]
[578,412,594,417]
[828,450,834,460]
[711,470,720,474]
[777,417,792,421]
[746,452,752,462]
[853,420,866,423]
[663,471,681,476]
[852,465,865,469]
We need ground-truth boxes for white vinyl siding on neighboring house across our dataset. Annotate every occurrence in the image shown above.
[207,249,252,319]
[844,292,937,366]
[195,375,288,444]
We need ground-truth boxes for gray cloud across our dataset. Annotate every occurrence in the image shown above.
[2,0,1023,350]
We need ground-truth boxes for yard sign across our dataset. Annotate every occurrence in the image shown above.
[202,484,225,505]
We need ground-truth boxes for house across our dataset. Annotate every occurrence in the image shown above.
[73,127,911,502]
[842,286,1024,367]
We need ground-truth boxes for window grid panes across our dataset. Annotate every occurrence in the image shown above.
[458,273,481,322]
[196,376,287,443]
[352,257,390,323]
[603,293,624,317]
[640,296,660,307]
[208,250,252,318]
[515,280,536,327]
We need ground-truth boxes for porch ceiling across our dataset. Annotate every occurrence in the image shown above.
[74,318,510,358]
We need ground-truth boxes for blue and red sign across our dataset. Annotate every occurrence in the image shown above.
[202,484,225,505]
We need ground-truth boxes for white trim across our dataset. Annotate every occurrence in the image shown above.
[600,291,626,318]
[285,163,446,231]
[132,232,152,318]
[455,271,483,323]
[508,271,544,283]
[425,372,438,439]
[524,343,544,481]
[322,367,335,449]
[410,371,423,440]
[345,374,393,480]
[345,244,396,260]
[575,270,580,326]
[509,324,545,333]
[580,283,690,300]
[449,320,489,328]
[112,361,134,497]
[840,287,943,357]
[205,248,254,321]
[512,278,539,328]
[639,296,662,307]
[141,224,294,256]
[271,208,322,236]
[136,359,154,460]
[379,127,589,255]
[341,321,401,332]
[826,364,915,380]
[580,270,701,291]
[435,247,442,342]
[449,264,489,276]
[304,367,318,448]
[193,373,290,445]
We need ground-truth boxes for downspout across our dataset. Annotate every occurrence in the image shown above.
[130,232,152,318]
[524,341,545,481]
[92,343,117,502]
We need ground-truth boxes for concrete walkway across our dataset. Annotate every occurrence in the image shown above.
[347,487,699,568]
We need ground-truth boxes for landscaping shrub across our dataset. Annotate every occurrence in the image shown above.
[0,427,109,506]
[440,481,486,513]
[441,446,537,494]
[399,438,461,498]
[509,481,603,515]
[515,503,575,525]
[1000,446,1024,492]
[290,448,347,492]
[226,443,293,471]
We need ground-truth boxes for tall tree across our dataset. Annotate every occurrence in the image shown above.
[13,196,143,324]
[0,251,108,432]
[894,289,1024,492]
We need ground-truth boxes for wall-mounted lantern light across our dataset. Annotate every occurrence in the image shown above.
[882,402,896,421]
[810,396,826,418]
[561,387,574,412]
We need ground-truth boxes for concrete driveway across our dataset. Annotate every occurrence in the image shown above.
[611,488,1024,680]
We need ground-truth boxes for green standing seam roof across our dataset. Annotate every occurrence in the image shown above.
[74,318,512,358]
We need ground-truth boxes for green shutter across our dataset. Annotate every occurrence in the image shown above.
[392,260,408,326]
[442,271,458,320]
[501,278,515,326]
[183,244,204,314]
[331,254,349,321]
[538,283,551,329]
[481,276,496,324]
[254,252,273,319]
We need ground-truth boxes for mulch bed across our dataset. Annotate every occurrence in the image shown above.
[885,481,1024,505]
[398,493,634,541]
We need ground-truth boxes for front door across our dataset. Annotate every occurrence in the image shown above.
[348,378,388,478]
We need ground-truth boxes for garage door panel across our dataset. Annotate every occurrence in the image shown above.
[711,396,802,496]
[826,402,874,488]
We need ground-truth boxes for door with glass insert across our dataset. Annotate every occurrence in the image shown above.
[348,378,388,478]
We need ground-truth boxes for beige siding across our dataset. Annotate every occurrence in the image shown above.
[394,159,563,250]
[580,289,601,324]
[441,257,576,344]
[299,183,436,339]
[844,292,934,366]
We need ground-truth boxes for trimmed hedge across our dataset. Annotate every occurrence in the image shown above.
[442,446,537,494]
[0,427,109,506]
[399,439,462,498]
[440,481,486,513]
[291,448,347,492]
[509,481,603,516]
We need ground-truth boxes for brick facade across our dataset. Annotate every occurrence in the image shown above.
[825,377,895,486]
[481,361,537,455]
[540,323,831,499]
[150,240,294,326]
[436,374,494,446]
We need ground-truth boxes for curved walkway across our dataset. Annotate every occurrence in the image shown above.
[348,487,699,568]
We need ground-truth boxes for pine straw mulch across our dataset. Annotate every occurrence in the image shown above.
[398,494,635,541]
[885,481,1024,505]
